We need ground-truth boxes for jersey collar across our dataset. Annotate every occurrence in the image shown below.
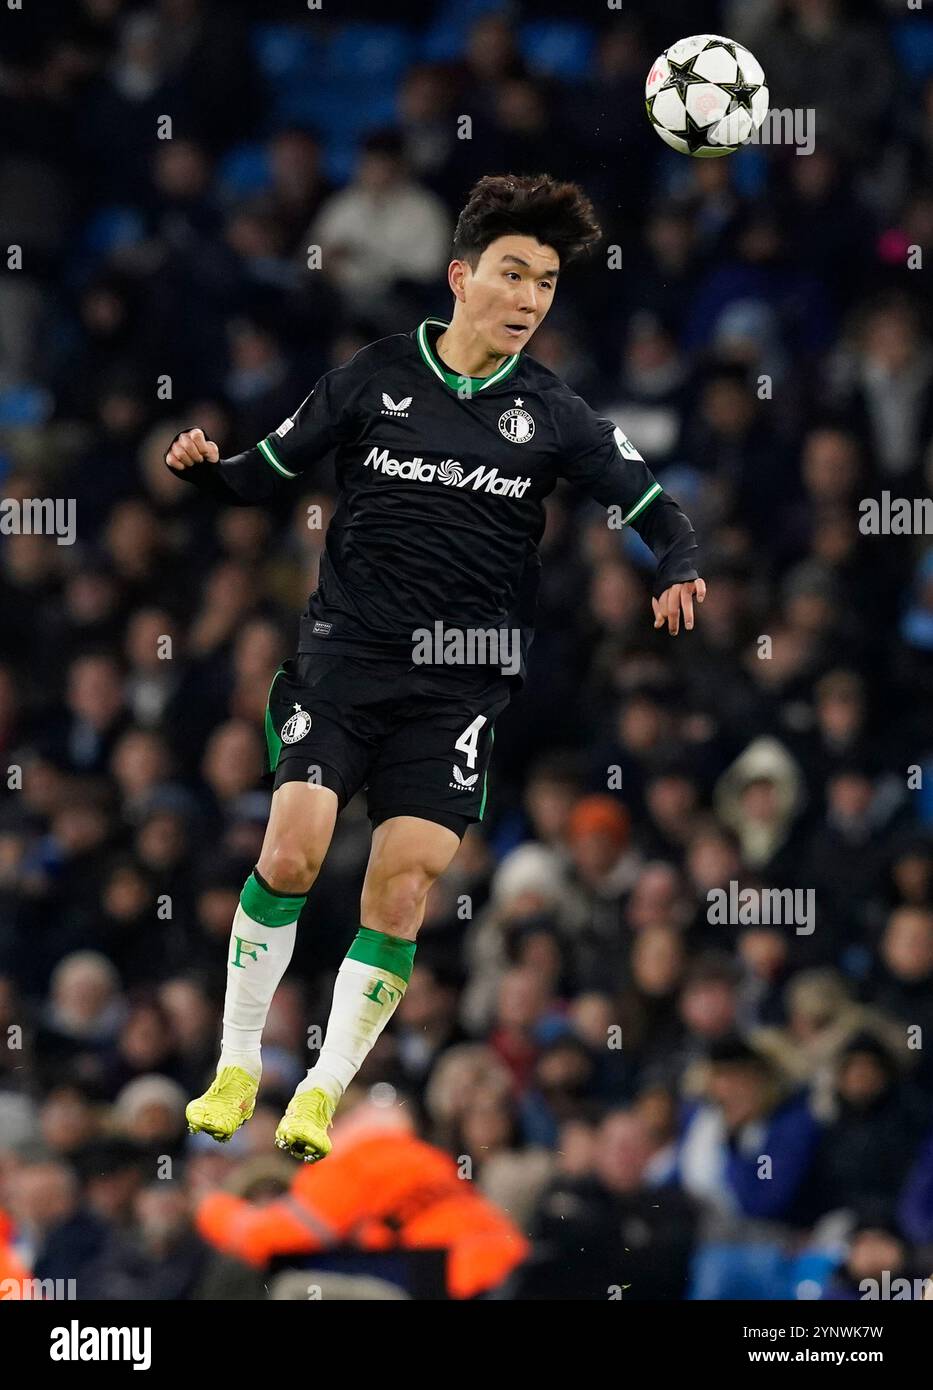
[415,317,521,394]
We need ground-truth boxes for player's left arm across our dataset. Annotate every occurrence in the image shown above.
[556,393,705,636]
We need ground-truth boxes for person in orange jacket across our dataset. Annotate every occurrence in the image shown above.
[0,1205,31,1295]
[193,1091,529,1299]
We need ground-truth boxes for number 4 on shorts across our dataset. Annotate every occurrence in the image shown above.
[455,715,487,770]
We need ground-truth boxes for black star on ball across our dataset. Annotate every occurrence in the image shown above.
[704,38,738,60]
[663,55,706,101]
[720,77,759,114]
[682,110,722,155]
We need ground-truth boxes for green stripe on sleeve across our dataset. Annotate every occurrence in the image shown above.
[621,481,662,525]
[257,436,299,479]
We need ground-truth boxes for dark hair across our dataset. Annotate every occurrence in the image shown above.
[706,1035,771,1072]
[452,173,601,269]
[840,1030,898,1073]
[685,951,742,989]
[362,128,405,160]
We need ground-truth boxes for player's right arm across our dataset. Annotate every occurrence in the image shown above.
[164,354,367,505]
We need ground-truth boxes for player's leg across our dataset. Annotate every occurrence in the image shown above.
[220,779,340,1071]
[275,814,461,1160]
[185,779,339,1142]
[274,669,508,1160]
[187,653,376,1142]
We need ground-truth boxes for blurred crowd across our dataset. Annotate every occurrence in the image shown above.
[2,0,933,1300]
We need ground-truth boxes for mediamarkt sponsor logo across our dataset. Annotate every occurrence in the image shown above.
[363,447,531,497]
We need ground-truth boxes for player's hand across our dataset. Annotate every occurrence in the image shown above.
[652,578,706,636]
[165,427,220,471]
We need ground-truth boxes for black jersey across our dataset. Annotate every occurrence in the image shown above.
[175,318,699,681]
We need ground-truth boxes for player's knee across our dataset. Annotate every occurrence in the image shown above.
[256,841,323,894]
[363,867,434,934]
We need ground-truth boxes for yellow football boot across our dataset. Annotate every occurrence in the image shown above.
[186,1065,258,1142]
[274,1087,336,1163]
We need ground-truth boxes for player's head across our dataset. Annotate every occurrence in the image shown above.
[449,173,601,356]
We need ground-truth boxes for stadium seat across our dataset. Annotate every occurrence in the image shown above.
[918,760,933,823]
[0,386,52,427]
[251,24,324,85]
[520,22,595,80]
[81,206,147,258]
[688,1242,789,1300]
[434,0,507,21]
[322,140,361,187]
[891,19,933,80]
[281,83,397,140]
[731,147,768,200]
[786,1249,840,1301]
[420,23,468,63]
[216,143,273,201]
[252,24,328,132]
[328,24,415,80]
[421,0,508,62]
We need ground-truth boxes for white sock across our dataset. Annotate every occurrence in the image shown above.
[296,944,411,1105]
[216,878,303,1081]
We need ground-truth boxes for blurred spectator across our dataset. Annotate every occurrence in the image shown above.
[753,0,896,160]
[82,1182,209,1300]
[753,968,907,1109]
[511,1108,699,1299]
[309,131,449,310]
[72,1138,146,1231]
[806,1033,927,1223]
[714,737,805,877]
[829,297,933,484]
[112,1074,189,1160]
[899,1128,933,1247]
[821,1218,919,1301]
[870,907,933,1092]
[6,1159,108,1284]
[487,966,565,1094]
[673,954,745,1090]
[393,961,469,1106]
[35,952,125,1088]
[57,653,130,776]
[461,842,578,1034]
[675,1037,820,1226]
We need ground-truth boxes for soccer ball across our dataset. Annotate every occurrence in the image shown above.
[645,34,769,157]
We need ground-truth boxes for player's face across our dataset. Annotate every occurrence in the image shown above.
[464,235,559,356]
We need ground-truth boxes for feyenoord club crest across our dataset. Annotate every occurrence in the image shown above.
[281,703,312,744]
[498,402,535,444]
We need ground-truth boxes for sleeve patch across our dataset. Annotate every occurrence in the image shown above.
[613,425,644,462]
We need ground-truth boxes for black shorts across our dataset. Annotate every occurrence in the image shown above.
[261,651,511,838]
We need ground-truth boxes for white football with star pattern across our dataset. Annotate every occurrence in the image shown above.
[645,34,769,158]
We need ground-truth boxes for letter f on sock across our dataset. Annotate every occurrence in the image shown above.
[231,937,270,969]
[363,978,400,1006]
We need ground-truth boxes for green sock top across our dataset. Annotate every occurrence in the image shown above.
[240,871,307,928]
[348,926,417,984]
